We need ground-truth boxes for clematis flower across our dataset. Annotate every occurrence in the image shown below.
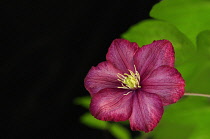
[84,39,185,132]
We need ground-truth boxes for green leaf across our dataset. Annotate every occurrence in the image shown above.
[186,30,210,93]
[197,30,210,56]
[73,96,91,109]
[109,123,132,139]
[151,97,210,139]
[80,113,132,139]
[122,19,195,66]
[80,113,107,130]
[150,0,210,45]
[186,60,210,94]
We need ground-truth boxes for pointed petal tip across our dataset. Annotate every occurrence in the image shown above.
[152,39,172,45]
[130,112,163,133]
[109,38,140,52]
[152,39,171,43]
[111,38,137,44]
[151,39,173,45]
[130,125,157,133]
[112,38,129,42]
[84,66,95,94]
[142,65,185,106]
[106,38,139,73]
[129,92,164,133]
[130,112,163,132]
[152,39,174,52]
[134,39,175,80]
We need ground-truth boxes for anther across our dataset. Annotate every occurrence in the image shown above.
[117,65,141,90]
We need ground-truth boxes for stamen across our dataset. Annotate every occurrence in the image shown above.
[118,83,130,89]
[117,65,141,90]
[123,91,132,95]
[117,73,126,81]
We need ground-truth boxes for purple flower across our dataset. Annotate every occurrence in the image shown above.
[84,39,185,132]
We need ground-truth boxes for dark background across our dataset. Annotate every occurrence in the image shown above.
[1,0,158,138]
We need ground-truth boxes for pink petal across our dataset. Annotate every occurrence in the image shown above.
[84,61,122,96]
[134,40,174,80]
[90,88,133,122]
[106,39,139,73]
[142,66,185,106]
[129,91,163,132]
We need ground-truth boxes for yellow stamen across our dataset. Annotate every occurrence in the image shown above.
[117,65,141,90]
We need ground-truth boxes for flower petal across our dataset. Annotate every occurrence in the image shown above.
[134,40,174,80]
[106,39,139,73]
[84,61,122,96]
[90,88,133,122]
[142,66,185,106]
[129,91,163,132]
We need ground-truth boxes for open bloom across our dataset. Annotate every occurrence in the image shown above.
[84,39,185,132]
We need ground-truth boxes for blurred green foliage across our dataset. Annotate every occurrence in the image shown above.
[152,97,210,139]
[190,30,210,93]
[76,0,210,138]
[150,0,210,45]
[74,96,91,109]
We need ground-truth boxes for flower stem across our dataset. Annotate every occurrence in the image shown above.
[184,93,210,98]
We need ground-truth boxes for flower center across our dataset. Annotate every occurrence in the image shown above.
[117,66,141,90]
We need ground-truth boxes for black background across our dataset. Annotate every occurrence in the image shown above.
[1,0,158,138]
